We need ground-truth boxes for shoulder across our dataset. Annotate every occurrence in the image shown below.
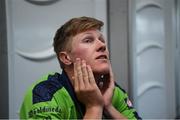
[20,72,71,119]
[113,83,132,106]
[113,83,128,98]
[112,83,142,119]
[112,83,132,110]
[23,72,72,105]
[32,72,63,104]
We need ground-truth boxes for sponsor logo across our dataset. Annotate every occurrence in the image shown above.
[28,106,61,118]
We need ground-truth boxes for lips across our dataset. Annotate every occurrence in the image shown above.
[96,54,108,60]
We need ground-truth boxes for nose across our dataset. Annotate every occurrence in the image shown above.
[96,39,106,52]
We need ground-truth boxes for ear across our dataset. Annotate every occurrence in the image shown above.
[59,51,72,65]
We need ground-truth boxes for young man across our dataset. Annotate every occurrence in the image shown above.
[20,16,141,119]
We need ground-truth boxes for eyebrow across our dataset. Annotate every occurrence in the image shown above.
[83,32,104,38]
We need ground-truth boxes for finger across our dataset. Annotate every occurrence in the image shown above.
[74,59,79,89]
[108,62,115,88]
[81,60,90,86]
[87,65,96,84]
[76,58,85,88]
[108,61,114,80]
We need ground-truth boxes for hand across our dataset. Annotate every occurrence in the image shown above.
[100,62,115,108]
[73,58,104,109]
[100,63,127,119]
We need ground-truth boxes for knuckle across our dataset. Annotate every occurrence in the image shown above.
[74,87,79,92]
[87,86,96,92]
[83,76,88,80]
[79,86,85,91]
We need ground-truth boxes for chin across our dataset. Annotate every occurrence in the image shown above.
[93,66,109,75]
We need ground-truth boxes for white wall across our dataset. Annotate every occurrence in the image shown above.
[109,0,130,93]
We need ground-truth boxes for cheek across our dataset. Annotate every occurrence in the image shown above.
[71,47,89,60]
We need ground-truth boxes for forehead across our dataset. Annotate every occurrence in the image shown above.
[73,29,103,38]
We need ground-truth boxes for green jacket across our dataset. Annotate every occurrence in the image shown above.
[20,71,141,119]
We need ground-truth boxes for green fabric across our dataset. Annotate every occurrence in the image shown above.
[112,87,138,119]
[20,73,139,119]
[20,87,77,119]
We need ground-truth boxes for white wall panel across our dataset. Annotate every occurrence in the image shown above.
[130,0,176,118]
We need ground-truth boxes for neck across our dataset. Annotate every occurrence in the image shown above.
[64,67,74,85]
[94,73,105,82]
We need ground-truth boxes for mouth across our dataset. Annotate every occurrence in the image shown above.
[96,54,108,60]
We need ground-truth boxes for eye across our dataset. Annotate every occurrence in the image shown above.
[83,37,94,43]
[99,37,105,43]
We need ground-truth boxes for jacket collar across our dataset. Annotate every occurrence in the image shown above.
[59,70,85,118]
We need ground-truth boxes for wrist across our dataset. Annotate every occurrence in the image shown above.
[84,105,103,119]
[87,105,103,113]
[103,105,127,119]
[104,104,113,113]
